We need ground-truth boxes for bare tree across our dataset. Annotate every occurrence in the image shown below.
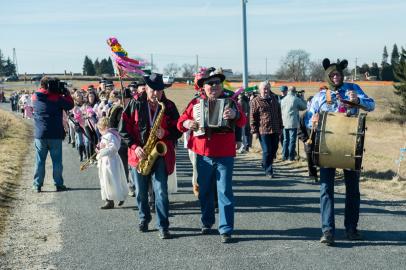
[276,49,310,81]
[181,63,195,77]
[308,60,325,81]
[163,63,180,76]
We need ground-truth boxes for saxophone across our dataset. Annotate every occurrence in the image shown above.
[137,99,168,176]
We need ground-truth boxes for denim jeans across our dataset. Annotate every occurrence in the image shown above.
[320,168,360,235]
[33,138,64,187]
[196,155,234,235]
[129,157,169,231]
[282,128,297,160]
[259,134,279,175]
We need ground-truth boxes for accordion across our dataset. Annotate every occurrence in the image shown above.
[193,98,236,136]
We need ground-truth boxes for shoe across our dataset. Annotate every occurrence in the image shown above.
[128,190,135,197]
[345,229,363,240]
[33,185,41,193]
[320,231,335,246]
[55,185,68,192]
[201,226,212,235]
[220,233,232,243]
[100,200,114,209]
[159,230,171,239]
[266,173,274,179]
[138,221,149,232]
[118,201,124,206]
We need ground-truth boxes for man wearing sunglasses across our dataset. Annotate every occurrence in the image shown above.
[177,67,247,243]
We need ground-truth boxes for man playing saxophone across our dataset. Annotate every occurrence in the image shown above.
[119,73,182,239]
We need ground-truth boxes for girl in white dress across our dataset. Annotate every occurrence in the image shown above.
[96,117,129,209]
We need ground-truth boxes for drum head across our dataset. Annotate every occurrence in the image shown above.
[314,112,366,170]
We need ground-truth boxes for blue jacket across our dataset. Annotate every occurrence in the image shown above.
[305,82,375,129]
[32,88,74,139]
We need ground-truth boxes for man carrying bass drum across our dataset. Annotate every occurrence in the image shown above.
[306,58,375,246]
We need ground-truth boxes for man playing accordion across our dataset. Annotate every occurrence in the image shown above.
[177,67,247,243]
[306,58,375,246]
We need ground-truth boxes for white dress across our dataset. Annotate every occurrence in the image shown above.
[97,131,129,201]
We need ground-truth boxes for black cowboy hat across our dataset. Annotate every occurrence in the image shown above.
[143,73,166,91]
[197,67,226,88]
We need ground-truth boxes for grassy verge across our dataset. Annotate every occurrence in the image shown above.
[0,109,32,237]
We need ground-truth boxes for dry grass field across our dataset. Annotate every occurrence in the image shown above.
[0,110,32,236]
[1,80,405,198]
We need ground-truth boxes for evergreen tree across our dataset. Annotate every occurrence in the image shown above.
[381,46,388,67]
[0,49,7,76]
[392,47,406,118]
[391,44,400,66]
[381,65,394,81]
[106,57,115,75]
[94,58,101,75]
[4,58,16,76]
[83,56,96,76]
[99,58,110,75]
[369,62,380,80]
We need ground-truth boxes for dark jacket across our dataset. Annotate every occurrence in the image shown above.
[32,88,74,139]
[118,94,182,175]
[250,93,283,135]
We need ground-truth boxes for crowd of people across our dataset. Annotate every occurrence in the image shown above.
[3,58,375,246]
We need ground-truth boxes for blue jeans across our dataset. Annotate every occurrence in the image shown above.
[129,157,169,231]
[33,138,64,187]
[282,128,297,160]
[259,134,279,175]
[196,155,234,235]
[320,168,360,235]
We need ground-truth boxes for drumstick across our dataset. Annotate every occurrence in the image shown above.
[306,129,314,145]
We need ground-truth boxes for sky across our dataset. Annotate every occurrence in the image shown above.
[1,0,405,75]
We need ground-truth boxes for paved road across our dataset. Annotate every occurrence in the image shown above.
[1,103,406,269]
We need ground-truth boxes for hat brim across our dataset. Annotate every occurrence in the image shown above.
[144,77,165,91]
[197,74,225,88]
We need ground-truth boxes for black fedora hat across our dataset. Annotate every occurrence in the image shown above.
[143,73,165,91]
[197,67,226,88]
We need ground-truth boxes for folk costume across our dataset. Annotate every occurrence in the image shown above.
[97,129,129,207]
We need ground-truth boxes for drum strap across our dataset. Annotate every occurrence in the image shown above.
[326,89,332,104]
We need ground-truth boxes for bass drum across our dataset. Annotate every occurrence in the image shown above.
[313,112,367,170]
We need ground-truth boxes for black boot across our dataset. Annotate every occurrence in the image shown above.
[79,144,85,162]
[101,200,114,209]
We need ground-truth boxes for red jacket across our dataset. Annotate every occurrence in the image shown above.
[177,94,247,158]
[118,95,182,175]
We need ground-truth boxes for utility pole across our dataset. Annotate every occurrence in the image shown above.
[241,0,249,88]
[12,48,18,75]
[150,54,154,72]
[196,54,199,73]
[354,57,358,81]
[265,57,268,80]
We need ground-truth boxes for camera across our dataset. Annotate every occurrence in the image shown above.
[48,78,68,94]
[296,89,305,98]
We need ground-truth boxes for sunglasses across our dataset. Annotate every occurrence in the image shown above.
[205,80,221,86]
[329,72,342,78]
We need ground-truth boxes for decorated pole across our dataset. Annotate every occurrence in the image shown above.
[106,37,146,104]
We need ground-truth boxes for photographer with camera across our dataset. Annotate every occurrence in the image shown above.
[280,86,307,161]
[32,77,74,192]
